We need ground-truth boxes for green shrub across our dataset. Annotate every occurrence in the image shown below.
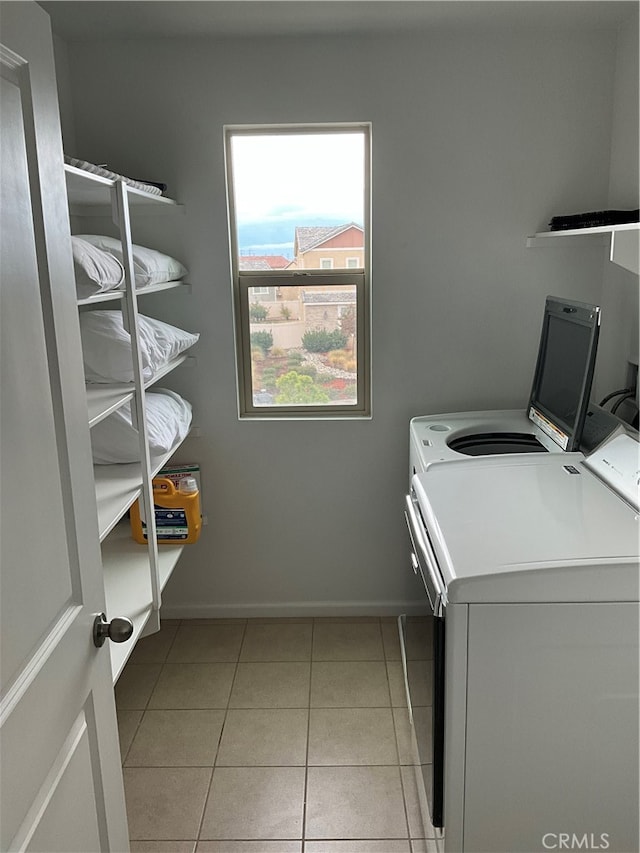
[250,330,273,354]
[261,367,278,389]
[275,371,330,404]
[296,364,317,379]
[302,328,347,353]
[249,302,269,322]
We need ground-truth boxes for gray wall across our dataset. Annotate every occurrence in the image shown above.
[598,17,640,415]
[60,21,636,617]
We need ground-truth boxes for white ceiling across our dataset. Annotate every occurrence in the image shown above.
[39,1,638,41]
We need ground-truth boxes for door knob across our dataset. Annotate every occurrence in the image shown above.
[93,613,134,648]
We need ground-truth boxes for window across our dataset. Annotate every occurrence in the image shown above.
[225,124,371,418]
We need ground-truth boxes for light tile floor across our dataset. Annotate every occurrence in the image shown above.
[116,617,437,853]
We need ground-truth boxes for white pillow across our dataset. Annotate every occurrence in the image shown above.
[91,390,192,464]
[76,234,188,287]
[80,310,199,383]
[72,236,125,299]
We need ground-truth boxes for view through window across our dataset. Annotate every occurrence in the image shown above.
[226,126,370,417]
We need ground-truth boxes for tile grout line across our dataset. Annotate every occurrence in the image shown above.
[193,618,249,845]
[122,620,190,846]
[380,624,413,850]
[301,618,315,852]
[124,762,412,769]
[385,616,414,844]
[120,620,183,765]
[387,617,415,845]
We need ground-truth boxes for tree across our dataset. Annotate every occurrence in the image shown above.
[249,302,269,322]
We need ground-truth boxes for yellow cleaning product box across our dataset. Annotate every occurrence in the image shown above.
[157,463,201,493]
[131,475,202,544]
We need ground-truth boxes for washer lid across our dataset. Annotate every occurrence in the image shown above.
[412,452,639,604]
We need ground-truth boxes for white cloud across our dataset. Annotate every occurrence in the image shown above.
[231,132,365,225]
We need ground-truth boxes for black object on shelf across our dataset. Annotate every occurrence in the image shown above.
[549,209,639,231]
[131,179,168,193]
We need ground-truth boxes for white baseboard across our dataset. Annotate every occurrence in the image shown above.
[160,600,428,620]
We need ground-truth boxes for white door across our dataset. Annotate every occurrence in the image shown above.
[0,4,130,851]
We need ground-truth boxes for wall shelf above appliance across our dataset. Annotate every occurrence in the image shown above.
[526,222,639,275]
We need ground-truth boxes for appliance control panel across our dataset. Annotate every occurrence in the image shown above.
[585,431,640,510]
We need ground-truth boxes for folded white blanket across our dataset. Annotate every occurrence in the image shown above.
[65,155,162,196]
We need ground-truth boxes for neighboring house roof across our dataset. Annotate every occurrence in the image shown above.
[302,290,357,304]
[238,255,291,270]
[239,258,271,270]
[294,223,363,254]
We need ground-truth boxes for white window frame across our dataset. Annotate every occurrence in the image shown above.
[225,123,371,419]
[320,258,334,269]
[346,257,359,268]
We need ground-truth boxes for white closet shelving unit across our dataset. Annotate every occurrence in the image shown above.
[66,164,191,681]
[526,222,639,275]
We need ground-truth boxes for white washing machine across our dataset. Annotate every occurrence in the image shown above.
[402,430,640,852]
[409,295,611,480]
[409,404,624,480]
[409,408,554,478]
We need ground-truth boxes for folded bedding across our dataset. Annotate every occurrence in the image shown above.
[72,236,125,299]
[64,155,163,196]
[77,234,188,288]
[91,389,192,464]
[80,310,199,383]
